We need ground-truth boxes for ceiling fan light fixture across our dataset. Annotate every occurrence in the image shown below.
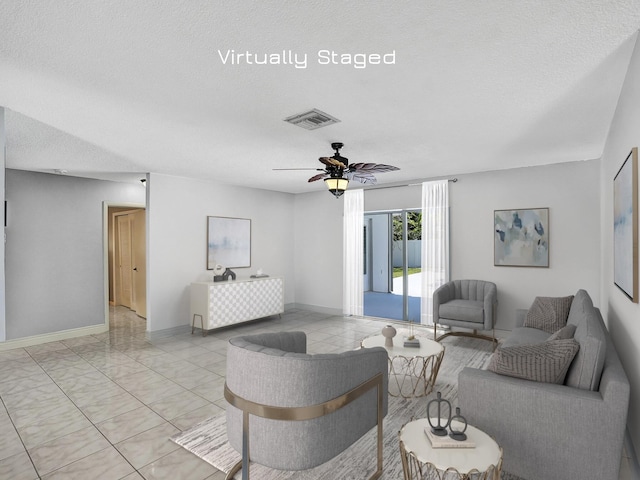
[324,177,349,198]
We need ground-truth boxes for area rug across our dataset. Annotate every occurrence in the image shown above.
[171,337,522,479]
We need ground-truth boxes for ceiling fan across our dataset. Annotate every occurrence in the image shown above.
[275,142,400,198]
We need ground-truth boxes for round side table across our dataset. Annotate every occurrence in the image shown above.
[399,418,503,480]
[361,330,444,398]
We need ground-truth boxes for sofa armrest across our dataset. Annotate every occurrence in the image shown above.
[458,367,628,480]
[482,283,497,330]
[432,282,453,321]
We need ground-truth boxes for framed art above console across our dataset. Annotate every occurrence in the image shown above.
[207,216,251,269]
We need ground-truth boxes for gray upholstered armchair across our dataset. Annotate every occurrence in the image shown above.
[433,279,498,347]
[224,331,389,480]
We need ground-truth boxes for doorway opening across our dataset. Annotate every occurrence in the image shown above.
[106,204,147,329]
[364,210,422,322]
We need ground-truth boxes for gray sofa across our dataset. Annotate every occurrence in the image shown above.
[225,331,389,479]
[458,289,630,480]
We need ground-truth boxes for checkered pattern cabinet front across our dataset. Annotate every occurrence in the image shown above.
[190,277,284,331]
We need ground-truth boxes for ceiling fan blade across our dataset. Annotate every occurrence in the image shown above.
[308,172,329,182]
[319,157,347,169]
[273,168,323,171]
[348,163,400,174]
[346,171,378,185]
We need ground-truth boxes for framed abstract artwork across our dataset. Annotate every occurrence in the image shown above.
[207,216,251,269]
[494,208,549,267]
[613,148,638,303]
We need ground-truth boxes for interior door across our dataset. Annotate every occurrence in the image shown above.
[131,209,147,318]
[117,215,133,309]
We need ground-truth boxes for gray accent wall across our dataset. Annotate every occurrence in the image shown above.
[5,169,145,340]
[600,31,640,462]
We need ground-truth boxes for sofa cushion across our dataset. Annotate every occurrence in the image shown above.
[439,299,484,323]
[564,306,607,391]
[547,323,577,341]
[487,338,580,384]
[523,295,574,333]
[501,327,550,348]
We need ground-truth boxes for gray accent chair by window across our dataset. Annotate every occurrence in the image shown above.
[433,279,498,347]
[224,331,389,480]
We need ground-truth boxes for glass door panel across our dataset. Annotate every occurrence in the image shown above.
[364,210,421,322]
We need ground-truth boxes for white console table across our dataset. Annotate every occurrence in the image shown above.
[190,276,284,335]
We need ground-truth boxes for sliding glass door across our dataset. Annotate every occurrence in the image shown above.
[364,209,421,322]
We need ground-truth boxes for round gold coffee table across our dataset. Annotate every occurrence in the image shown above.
[361,330,444,398]
[399,418,503,480]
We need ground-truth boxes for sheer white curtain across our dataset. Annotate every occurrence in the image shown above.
[420,180,450,325]
[343,189,364,316]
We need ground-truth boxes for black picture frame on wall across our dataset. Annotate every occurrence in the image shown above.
[613,147,638,303]
[206,216,251,270]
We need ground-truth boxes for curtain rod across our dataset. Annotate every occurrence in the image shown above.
[364,178,458,191]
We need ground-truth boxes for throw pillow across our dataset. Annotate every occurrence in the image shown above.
[523,295,574,333]
[487,339,580,384]
[547,323,577,341]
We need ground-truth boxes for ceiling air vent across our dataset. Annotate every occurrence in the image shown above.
[284,109,340,130]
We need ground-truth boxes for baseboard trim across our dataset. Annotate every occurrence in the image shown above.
[0,324,109,351]
[146,325,191,341]
[290,303,342,316]
[625,428,640,480]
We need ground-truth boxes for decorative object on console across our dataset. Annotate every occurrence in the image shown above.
[213,264,226,282]
[207,216,251,270]
[382,324,397,347]
[494,208,549,267]
[426,392,451,436]
[613,147,638,303]
[251,268,269,278]
[222,268,236,281]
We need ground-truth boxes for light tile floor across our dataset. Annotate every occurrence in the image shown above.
[0,306,635,479]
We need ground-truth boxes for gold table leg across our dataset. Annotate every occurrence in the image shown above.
[191,314,206,337]
[388,349,445,398]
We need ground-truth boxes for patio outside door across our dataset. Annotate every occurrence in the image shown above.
[364,210,422,322]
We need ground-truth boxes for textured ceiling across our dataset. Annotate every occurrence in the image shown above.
[1,1,639,193]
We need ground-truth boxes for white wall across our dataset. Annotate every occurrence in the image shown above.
[450,161,601,329]
[600,31,640,460]
[147,173,295,331]
[5,170,145,340]
[0,108,5,341]
[292,190,343,314]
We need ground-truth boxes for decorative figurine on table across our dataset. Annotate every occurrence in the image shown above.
[403,320,420,347]
[382,325,397,347]
[427,392,452,436]
[449,407,468,441]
